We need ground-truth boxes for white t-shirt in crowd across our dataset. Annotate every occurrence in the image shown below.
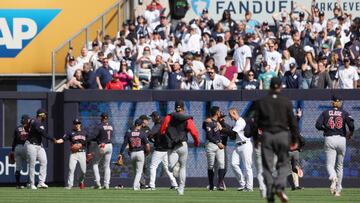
[204,74,231,90]
[265,50,282,72]
[335,65,359,89]
[233,45,252,73]
[209,43,228,68]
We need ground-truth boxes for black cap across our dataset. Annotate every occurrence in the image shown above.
[175,100,184,110]
[92,41,99,47]
[69,56,75,61]
[185,69,193,74]
[202,9,208,14]
[100,112,109,118]
[299,12,305,17]
[21,114,30,121]
[139,34,145,38]
[73,118,82,125]
[210,106,220,116]
[270,77,282,89]
[343,56,350,62]
[319,11,325,16]
[331,95,342,102]
[149,111,160,118]
[134,118,143,126]
[37,108,47,116]
[139,114,150,120]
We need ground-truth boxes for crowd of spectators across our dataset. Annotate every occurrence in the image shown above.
[64,0,360,90]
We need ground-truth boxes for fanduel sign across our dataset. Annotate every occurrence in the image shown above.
[0,9,61,58]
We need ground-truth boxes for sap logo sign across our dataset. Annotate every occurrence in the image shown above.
[0,9,61,58]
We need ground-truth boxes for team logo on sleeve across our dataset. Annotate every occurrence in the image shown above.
[0,9,61,58]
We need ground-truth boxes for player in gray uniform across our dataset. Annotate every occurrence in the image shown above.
[203,106,226,191]
[160,101,200,195]
[315,95,355,197]
[92,112,114,189]
[120,119,150,190]
[55,119,90,189]
[147,111,178,190]
[25,108,56,190]
[11,114,30,189]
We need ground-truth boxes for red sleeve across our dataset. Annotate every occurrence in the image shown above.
[160,115,171,136]
[105,82,111,90]
[186,119,200,147]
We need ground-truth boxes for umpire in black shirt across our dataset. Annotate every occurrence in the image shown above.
[254,77,300,203]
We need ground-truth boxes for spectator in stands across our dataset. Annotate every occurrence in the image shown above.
[244,11,260,34]
[118,59,134,90]
[335,56,359,89]
[220,56,238,85]
[136,15,150,39]
[200,9,215,31]
[154,14,171,40]
[66,69,84,89]
[181,69,204,90]
[182,24,202,54]
[204,66,234,90]
[144,1,161,32]
[163,44,183,65]
[96,58,113,90]
[76,47,91,66]
[301,46,317,89]
[166,61,183,89]
[183,54,205,77]
[233,35,251,81]
[66,56,81,81]
[356,55,360,88]
[264,39,282,74]
[281,49,297,75]
[92,52,105,71]
[150,55,166,89]
[218,10,237,34]
[146,0,163,11]
[105,73,124,90]
[149,31,165,57]
[282,63,302,89]
[327,52,340,88]
[310,61,332,89]
[241,70,259,90]
[208,36,228,68]
[82,63,97,89]
[122,48,136,70]
[137,61,152,90]
[288,30,305,67]
[102,35,116,56]
[107,53,120,72]
[136,35,151,59]
[258,61,277,90]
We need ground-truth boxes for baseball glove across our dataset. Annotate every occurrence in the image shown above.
[70,143,82,153]
[86,153,93,163]
[9,152,15,164]
[115,154,123,166]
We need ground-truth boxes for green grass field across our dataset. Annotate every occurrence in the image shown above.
[0,187,359,203]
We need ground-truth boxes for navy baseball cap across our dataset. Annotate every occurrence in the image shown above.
[270,77,282,89]
[139,114,149,120]
[331,95,343,102]
[175,101,184,110]
[21,114,30,121]
[134,118,143,126]
[202,9,208,14]
[210,106,220,116]
[73,119,82,125]
[101,112,109,118]
[37,108,47,116]
[149,111,160,118]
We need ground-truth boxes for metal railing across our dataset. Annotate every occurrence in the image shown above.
[51,0,127,91]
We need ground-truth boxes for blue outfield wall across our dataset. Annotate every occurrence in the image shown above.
[0,90,359,186]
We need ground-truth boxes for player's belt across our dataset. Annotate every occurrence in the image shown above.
[236,141,246,146]
[28,141,41,146]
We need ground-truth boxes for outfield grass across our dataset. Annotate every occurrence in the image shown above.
[0,187,359,203]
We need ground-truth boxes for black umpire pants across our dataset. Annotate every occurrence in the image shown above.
[261,131,290,199]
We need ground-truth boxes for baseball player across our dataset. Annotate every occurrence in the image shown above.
[10,114,30,189]
[315,95,355,197]
[55,119,90,189]
[203,106,226,191]
[228,108,253,192]
[147,111,178,190]
[120,119,150,190]
[25,108,56,189]
[92,112,114,189]
[139,115,151,188]
[160,101,200,195]
[288,105,305,191]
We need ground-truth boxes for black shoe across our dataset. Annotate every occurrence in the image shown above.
[170,186,179,190]
[292,186,304,191]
